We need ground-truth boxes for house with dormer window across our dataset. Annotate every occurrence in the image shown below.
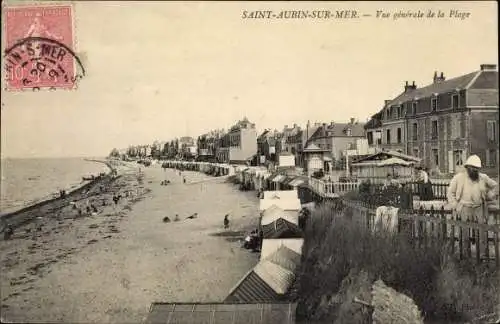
[307,118,366,172]
[365,64,499,176]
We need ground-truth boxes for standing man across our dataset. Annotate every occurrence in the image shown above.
[447,155,498,259]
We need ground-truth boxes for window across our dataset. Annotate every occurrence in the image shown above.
[432,149,439,167]
[487,120,497,143]
[451,118,464,139]
[386,129,391,144]
[485,149,498,167]
[431,120,438,139]
[412,123,418,141]
[452,94,459,109]
[397,128,402,143]
[454,150,463,166]
[367,131,374,145]
[412,102,418,115]
[431,98,438,111]
[413,148,419,158]
[386,109,390,120]
[397,106,401,119]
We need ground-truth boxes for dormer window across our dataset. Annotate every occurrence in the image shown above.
[452,94,459,109]
[431,97,438,112]
[346,128,352,136]
[412,102,418,115]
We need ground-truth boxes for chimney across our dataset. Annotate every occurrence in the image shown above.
[480,64,497,71]
[293,123,297,128]
[284,125,288,129]
[350,117,355,124]
[433,71,446,83]
[330,120,335,126]
[404,80,417,92]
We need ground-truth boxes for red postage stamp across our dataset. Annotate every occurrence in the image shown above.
[3,4,84,90]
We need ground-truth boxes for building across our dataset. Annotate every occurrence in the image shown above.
[197,129,224,161]
[179,136,197,159]
[307,118,366,172]
[280,124,300,155]
[366,64,499,176]
[288,121,322,169]
[257,129,281,165]
[216,117,258,164]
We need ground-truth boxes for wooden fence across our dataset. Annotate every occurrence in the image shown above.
[405,181,450,200]
[342,199,500,267]
[308,178,360,198]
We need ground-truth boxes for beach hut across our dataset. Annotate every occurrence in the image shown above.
[350,150,420,183]
[260,205,302,239]
[260,239,304,260]
[225,245,302,303]
[261,205,299,225]
[145,302,297,324]
[259,197,302,212]
[263,190,298,200]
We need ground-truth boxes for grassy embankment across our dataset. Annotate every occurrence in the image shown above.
[295,199,499,323]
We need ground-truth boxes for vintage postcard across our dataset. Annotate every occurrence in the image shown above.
[1,1,498,323]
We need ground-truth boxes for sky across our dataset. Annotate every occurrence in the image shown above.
[1,1,497,158]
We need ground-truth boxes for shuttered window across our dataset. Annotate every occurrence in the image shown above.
[487,120,497,143]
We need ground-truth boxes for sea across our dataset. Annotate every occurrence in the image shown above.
[0,157,110,216]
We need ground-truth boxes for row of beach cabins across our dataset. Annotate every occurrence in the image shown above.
[145,160,499,324]
[148,161,307,324]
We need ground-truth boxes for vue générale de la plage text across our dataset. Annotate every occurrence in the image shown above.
[241,9,471,20]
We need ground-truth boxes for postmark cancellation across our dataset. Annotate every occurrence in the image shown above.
[3,4,85,91]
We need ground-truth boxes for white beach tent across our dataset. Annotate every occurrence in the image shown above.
[259,197,302,212]
[261,205,299,226]
[263,190,298,200]
[260,238,304,260]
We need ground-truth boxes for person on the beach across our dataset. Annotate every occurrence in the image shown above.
[447,155,498,259]
[174,214,180,222]
[3,224,14,240]
[113,195,119,205]
[183,177,186,184]
[224,214,230,229]
[186,213,198,219]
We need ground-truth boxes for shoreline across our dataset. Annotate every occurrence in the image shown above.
[0,164,260,323]
[0,159,115,228]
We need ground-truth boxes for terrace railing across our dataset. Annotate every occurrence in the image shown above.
[308,177,360,198]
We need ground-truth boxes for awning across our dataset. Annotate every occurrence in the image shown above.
[272,175,285,183]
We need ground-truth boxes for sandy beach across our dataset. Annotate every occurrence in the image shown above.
[0,162,260,323]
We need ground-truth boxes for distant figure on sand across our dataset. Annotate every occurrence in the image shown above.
[174,214,180,222]
[3,224,14,240]
[183,177,186,184]
[162,216,171,223]
[224,214,230,229]
[186,213,198,219]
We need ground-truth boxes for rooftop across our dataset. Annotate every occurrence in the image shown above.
[145,302,297,324]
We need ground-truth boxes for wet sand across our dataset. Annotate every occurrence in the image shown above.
[0,163,260,323]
